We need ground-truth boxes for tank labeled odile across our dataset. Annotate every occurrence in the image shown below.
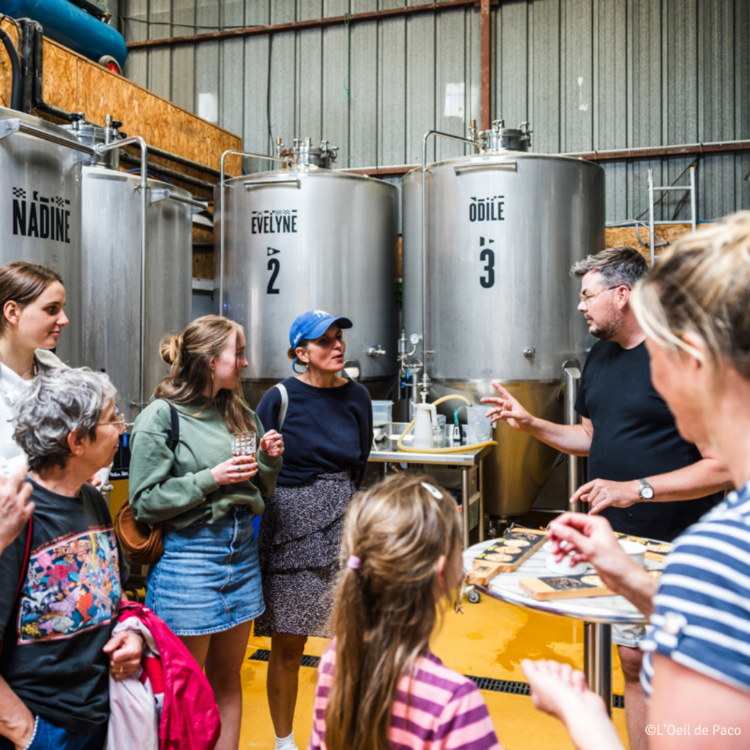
[63,116,202,424]
[0,107,91,366]
[402,120,605,518]
[215,137,399,405]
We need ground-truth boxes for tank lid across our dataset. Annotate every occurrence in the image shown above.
[61,113,124,169]
[275,136,338,169]
[473,120,532,153]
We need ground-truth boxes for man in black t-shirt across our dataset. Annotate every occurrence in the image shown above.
[483,246,731,750]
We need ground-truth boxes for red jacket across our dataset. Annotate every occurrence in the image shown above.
[118,601,221,750]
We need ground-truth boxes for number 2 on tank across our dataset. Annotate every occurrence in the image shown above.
[267,247,281,295]
[479,236,495,289]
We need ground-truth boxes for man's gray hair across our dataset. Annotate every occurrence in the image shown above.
[570,246,648,288]
[13,368,117,474]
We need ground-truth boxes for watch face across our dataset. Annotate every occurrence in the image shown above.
[641,486,654,499]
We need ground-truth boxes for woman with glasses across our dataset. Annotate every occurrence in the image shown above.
[0,262,69,477]
[0,368,142,750]
[128,315,284,750]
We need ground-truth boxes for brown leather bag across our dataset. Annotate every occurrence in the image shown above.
[113,401,179,566]
[115,503,163,565]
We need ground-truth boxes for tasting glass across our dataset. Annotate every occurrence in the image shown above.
[231,432,257,458]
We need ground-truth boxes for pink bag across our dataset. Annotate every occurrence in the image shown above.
[117,601,221,750]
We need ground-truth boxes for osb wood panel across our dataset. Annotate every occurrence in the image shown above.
[605,225,693,261]
[0,29,242,176]
[0,19,19,105]
[193,225,214,280]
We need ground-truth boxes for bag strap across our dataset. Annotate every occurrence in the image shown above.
[0,517,33,659]
[274,383,289,430]
[165,401,180,451]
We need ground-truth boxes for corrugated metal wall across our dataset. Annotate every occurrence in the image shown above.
[120,0,750,223]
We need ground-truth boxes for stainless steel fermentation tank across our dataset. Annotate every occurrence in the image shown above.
[402,121,605,518]
[63,118,202,422]
[0,107,95,366]
[215,138,399,404]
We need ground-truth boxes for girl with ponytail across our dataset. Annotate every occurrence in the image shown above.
[128,315,284,750]
[310,473,501,750]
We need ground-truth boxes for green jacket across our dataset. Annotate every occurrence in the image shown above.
[129,398,282,530]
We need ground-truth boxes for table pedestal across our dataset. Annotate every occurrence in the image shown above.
[584,622,613,716]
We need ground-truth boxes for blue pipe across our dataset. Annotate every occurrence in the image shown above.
[0,0,127,69]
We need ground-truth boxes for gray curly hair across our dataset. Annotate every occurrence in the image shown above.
[13,368,117,473]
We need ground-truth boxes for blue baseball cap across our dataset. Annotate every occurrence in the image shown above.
[289,310,353,371]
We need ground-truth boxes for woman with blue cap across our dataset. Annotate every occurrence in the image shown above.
[255,310,373,750]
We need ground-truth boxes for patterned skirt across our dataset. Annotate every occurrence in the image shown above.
[255,471,356,638]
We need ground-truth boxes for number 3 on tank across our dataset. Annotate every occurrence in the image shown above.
[479,236,495,289]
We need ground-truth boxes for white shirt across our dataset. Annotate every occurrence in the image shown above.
[0,349,63,475]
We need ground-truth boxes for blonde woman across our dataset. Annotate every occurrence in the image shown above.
[0,262,68,476]
[524,212,750,749]
[129,315,284,750]
[310,473,501,750]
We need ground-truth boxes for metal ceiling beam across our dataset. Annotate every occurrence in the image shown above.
[126,0,488,51]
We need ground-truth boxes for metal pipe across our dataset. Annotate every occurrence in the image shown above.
[119,152,215,191]
[689,166,697,233]
[563,361,583,512]
[421,130,479,383]
[97,136,149,409]
[345,138,750,179]
[147,142,222,180]
[218,149,288,315]
[584,622,613,716]
[0,27,22,111]
[563,363,582,503]
[648,169,655,267]
[126,0,487,51]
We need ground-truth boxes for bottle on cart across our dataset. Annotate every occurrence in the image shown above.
[452,409,462,447]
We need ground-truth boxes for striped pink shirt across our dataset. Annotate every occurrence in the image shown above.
[309,642,501,750]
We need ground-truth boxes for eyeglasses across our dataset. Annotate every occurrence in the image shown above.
[97,412,126,430]
[578,286,621,305]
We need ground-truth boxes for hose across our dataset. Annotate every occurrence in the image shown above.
[396,394,498,454]
[0,25,22,111]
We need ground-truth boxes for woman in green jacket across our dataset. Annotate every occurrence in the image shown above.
[129,315,283,750]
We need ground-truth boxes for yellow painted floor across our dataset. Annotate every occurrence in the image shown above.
[239,594,630,749]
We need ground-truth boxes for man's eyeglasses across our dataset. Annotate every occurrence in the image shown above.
[578,285,621,304]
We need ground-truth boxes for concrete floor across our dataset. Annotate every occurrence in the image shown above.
[239,593,630,749]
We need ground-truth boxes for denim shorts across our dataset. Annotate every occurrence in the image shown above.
[146,505,265,636]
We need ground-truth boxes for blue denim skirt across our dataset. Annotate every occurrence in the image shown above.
[146,505,264,636]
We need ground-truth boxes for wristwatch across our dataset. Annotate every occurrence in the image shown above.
[639,478,654,502]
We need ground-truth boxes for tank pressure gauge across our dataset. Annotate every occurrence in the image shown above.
[409,333,421,345]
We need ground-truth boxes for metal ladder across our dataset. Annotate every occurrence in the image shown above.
[647,166,697,266]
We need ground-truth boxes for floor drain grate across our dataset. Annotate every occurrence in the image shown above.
[249,649,624,707]
[249,649,320,669]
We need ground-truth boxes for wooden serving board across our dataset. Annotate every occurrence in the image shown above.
[613,533,672,562]
[520,569,662,601]
[472,528,548,573]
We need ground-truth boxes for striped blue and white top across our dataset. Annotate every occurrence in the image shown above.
[641,481,750,698]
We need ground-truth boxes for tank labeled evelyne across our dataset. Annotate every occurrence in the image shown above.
[215,137,399,404]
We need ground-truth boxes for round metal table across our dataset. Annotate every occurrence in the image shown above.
[463,539,660,714]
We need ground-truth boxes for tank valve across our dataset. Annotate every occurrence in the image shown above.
[523,347,536,359]
[368,345,386,358]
